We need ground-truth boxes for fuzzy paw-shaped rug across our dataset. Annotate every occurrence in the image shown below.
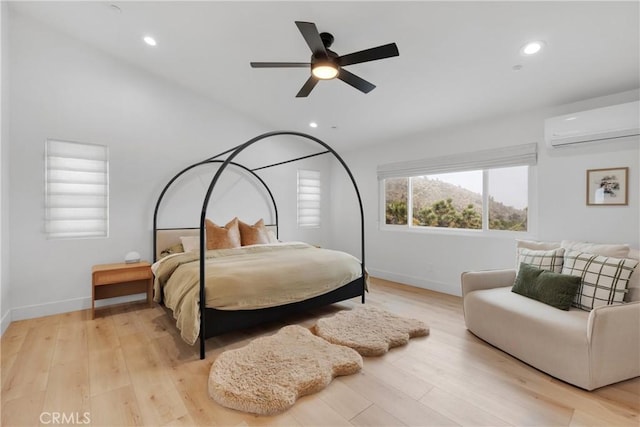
[313,306,429,356]
[208,325,362,415]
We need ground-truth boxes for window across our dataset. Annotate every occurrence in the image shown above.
[45,139,109,239]
[297,169,321,228]
[379,143,536,233]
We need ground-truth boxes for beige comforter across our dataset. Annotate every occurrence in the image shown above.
[152,242,363,345]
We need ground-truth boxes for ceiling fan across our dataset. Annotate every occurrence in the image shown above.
[250,21,399,98]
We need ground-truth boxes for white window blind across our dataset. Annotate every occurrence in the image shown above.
[297,169,321,228]
[45,139,109,239]
[377,143,537,180]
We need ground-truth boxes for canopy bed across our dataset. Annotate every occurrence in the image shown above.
[152,131,366,359]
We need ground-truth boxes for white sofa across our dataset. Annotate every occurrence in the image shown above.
[461,243,640,390]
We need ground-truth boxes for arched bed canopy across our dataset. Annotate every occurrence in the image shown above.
[153,131,365,359]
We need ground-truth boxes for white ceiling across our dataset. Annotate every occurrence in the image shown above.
[9,1,640,149]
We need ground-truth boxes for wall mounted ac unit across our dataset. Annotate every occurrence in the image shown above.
[545,100,640,147]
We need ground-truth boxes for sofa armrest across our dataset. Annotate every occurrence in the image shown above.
[460,269,516,298]
[587,301,640,388]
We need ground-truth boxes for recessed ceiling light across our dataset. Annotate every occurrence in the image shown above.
[143,36,157,47]
[309,122,318,128]
[520,41,545,56]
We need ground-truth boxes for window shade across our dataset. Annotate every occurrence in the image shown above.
[45,139,109,239]
[377,143,537,180]
[297,169,321,228]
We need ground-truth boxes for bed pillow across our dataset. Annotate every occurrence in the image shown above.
[205,217,241,250]
[512,263,581,310]
[160,243,184,259]
[561,250,639,311]
[180,236,200,253]
[239,219,271,246]
[517,247,565,273]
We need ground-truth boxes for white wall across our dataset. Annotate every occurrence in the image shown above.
[1,1,10,334]
[6,11,333,322]
[330,90,640,296]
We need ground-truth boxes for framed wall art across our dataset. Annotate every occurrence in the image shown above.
[586,167,628,206]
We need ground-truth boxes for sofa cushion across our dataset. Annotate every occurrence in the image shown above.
[512,263,581,310]
[463,287,591,388]
[516,239,561,251]
[517,247,565,273]
[562,250,639,310]
[561,241,630,258]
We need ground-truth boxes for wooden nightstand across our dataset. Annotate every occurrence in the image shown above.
[91,261,153,319]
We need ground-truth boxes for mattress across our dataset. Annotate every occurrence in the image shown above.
[152,242,363,344]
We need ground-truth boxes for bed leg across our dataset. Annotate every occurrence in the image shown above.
[200,335,205,359]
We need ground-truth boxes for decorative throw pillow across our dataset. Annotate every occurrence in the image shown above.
[516,239,561,251]
[205,217,241,250]
[562,250,639,310]
[561,240,630,258]
[517,247,565,273]
[238,219,271,246]
[627,248,640,302]
[512,263,581,310]
[159,243,184,259]
[180,236,200,253]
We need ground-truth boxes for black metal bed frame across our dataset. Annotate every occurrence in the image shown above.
[153,131,365,359]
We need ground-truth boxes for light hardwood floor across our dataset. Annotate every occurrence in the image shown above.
[2,278,639,426]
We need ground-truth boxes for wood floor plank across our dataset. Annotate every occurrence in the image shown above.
[419,386,512,426]
[111,306,148,338]
[1,322,58,402]
[350,404,406,426]
[1,390,46,426]
[89,348,131,396]
[41,358,91,418]
[90,385,143,426]
[338,371,459,426]
[289,394,354,426]
[361,354,434,400]
[317,378,372,420]
[85,316,120,353]
[397,350,574,426]
[52,320,88,365]
[1,277,638,427]
[130,375,189,426]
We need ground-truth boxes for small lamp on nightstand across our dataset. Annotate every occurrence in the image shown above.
[124,251,141,264]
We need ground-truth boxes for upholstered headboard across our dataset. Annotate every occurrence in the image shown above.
[155,225,278,260]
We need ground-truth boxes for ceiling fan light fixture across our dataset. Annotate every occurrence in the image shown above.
[312,62,338,80]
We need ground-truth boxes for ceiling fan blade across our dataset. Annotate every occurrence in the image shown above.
[338,43,399,66]
[295,21,328,57]
[250,62,310,68]
[338,69,376,94]
[296,76,319,98]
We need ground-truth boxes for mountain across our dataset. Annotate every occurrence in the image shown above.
[385,177,527,230]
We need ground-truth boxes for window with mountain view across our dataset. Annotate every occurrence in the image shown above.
[384,166,528,232]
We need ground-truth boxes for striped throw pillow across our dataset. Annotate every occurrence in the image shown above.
[517,248,565,273]
[562,250,639,311]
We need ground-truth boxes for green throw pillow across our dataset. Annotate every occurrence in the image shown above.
[512,263,581,310]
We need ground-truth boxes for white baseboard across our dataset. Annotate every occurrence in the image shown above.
[368,268,462,297]
[10,293,147,322]
[1,308,11,335]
